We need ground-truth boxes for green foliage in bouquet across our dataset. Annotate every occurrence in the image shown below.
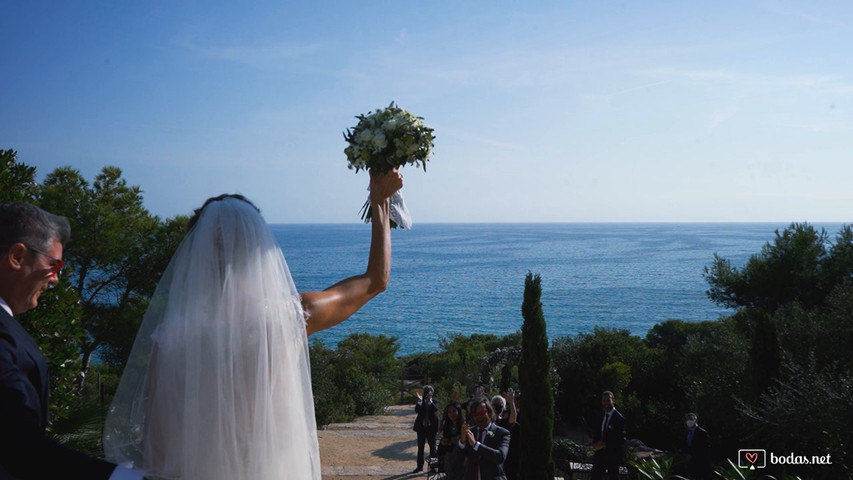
[343,101,435,175]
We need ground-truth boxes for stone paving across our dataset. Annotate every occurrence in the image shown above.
[319,404,426,479]
[319,404,573,480]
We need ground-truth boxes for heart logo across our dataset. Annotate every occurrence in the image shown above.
[745,452,758,464]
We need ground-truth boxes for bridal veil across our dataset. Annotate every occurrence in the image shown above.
[103,197,321,479]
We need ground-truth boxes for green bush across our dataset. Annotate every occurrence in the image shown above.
[552,438,593,463]
[310,334,402,426]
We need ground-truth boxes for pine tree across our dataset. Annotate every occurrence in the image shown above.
[519,272,555,479]
[748,309,780,401]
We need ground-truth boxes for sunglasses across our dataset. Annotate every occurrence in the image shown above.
[26,245,66,277]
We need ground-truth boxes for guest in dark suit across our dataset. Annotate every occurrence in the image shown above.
[680,412,712,479]
[492,391,520,480]
[412,385,440,472]
[0,202,144,480]
[458,396,510,480]
[590,390,627,480]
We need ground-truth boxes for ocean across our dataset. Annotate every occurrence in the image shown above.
[272,222,845,356]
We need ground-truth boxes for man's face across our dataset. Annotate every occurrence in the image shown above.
[9,241,63,314]
[472,403,491,429]
[602,393,615,412]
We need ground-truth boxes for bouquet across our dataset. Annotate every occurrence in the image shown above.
[344,102,435,227]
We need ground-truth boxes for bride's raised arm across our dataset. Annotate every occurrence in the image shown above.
[302,169,403,335]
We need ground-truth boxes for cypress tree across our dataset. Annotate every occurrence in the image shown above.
[519,272,555,479]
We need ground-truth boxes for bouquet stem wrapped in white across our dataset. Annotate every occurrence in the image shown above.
[344,102,435,228]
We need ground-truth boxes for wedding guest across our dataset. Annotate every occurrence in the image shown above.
[437,402,464,479]
[412,385,440,473]
[458,396,510,480]
[678,412,711,479]
[0,202,144,479]
[590,390,627,480]
[493,390,521,480]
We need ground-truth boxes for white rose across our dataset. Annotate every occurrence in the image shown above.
[383,117,400,132]
[358,129,373,144]
[372,132,387,149]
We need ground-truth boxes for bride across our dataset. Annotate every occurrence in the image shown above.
[103,170,402,479]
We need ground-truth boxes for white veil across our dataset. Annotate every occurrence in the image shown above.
[103,197,321,479]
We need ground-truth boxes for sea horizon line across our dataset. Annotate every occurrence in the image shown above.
[268,220,850,226]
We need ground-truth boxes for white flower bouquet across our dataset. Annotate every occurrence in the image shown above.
[344,102,435,227]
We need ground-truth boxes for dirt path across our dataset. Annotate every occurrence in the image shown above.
[319,404,426,479]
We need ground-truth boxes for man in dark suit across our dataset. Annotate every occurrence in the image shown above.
[591,390,627,480]
[680,412,712,479]
[412,384,440,472]
[0,202,143,480]
[458,396,510,480]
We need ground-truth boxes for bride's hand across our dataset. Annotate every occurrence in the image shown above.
[369,169,403,202]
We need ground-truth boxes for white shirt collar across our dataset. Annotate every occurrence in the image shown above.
[0,296,12,317]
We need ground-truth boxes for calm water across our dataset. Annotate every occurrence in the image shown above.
[272,223,845,355]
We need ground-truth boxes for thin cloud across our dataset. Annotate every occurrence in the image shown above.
[579,79,673,104]
[707,108,738,135]
[174,36,322,67]
[761,1,851,27]
[445,129,523,151]
[639,67,853,93]
[395,28,408,43]
[784,119,853,134]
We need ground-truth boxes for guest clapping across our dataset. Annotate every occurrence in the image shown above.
[493,390,521,480]
[458,396,510,480]
[412,385,440,473]
[437,402,464,478]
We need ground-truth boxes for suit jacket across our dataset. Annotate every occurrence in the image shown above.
[0,308,116,479]
[495,418,520,479]
[460,422,510,480]
[592,408,627,454]
[413,398,440,434]
[683,426,712,476]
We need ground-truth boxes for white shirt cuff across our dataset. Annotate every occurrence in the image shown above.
[110,466,145,480]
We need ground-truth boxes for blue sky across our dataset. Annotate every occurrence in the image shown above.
[3,1,852,223]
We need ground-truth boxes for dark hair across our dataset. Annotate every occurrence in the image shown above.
[0,202,70,255]
[187,194,260,232]
[468,396,495,419]
[442,402,463,430]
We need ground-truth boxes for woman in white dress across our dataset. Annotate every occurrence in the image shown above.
[103,170,402,480]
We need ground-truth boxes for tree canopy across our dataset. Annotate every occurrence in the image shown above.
[704,222,853,313]
[3,152,185,425]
